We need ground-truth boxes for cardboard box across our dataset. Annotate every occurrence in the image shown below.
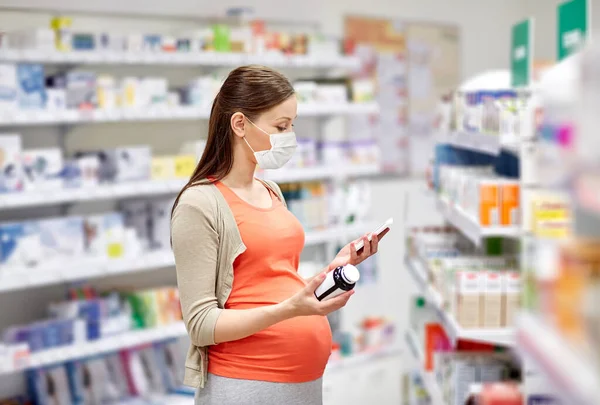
[0,134,23,192]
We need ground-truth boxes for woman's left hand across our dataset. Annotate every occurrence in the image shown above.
[327,233,379,271]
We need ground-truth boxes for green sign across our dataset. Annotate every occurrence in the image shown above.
[557,0,590,60]
[511,19,533,87]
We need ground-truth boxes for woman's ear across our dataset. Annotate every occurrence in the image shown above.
[231,112,246,138]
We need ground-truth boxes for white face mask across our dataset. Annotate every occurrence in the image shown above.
[243,118,297,170]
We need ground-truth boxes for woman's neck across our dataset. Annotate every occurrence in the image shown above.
[222,141,257,189]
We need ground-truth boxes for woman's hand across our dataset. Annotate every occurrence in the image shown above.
[285,272,353,317]
[327,233,379,271]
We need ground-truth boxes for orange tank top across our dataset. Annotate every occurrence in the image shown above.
[208,180,332,383]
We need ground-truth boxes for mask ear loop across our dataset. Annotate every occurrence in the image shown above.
[243,116,270,154]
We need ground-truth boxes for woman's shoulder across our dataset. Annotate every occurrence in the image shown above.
[176,183,220,215]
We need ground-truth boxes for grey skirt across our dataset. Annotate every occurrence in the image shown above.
[195,373,323,405]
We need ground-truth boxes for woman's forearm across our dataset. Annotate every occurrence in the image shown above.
[213,301,297,344]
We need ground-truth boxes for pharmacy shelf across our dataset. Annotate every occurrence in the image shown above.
[1,322,187,374]
[517,313,600,405]
[0,165,381,210]
[436,196,520,245]
[325,345,403,373]
[0,250,176,293]
[0,49,361,69]
[262,163,381,183]
[405,330,444,405]
[0,223,376,293]
[404,256,515,347]
[0,102,379,127]
[442,131,520,155]
[0,179,187,210]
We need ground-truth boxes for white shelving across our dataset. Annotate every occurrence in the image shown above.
[517,313,600,405]
[405,330,444,405]
[0,49,361,69]
[1,318,399,375]
[1,322,188,374]
[0,179,187,209]
[325,345,402,373]
[405,256,515,347]
[0,222,377,293]
[442,131,519,155]
[436,196,520,245]
[0,165,381,210]
[262,163,380,183]
[0,102,379,127]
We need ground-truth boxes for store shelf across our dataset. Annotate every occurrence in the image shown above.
[405,330,444,405]
[0,49,361,69]
[405,256,515,347]
[0,223,376,293]
[0,250,177,293]
[0,165,382,210]
[442,131,520,155]
[436,196,520,245]
[517,313,600,405]
[0,102,378,127]
[0,179,187,209]
[1,322,187,374]
[325,345,402,373]
[262,163,381,183]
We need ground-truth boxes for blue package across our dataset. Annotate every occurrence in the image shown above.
[0,221,41,269]
[17,64,47,109]
[27,365,73,405]
[38,216,85,266]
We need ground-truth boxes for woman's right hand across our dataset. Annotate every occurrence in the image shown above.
[285,272,354,317]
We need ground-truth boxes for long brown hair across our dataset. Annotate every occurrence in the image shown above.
[171,65,295,217]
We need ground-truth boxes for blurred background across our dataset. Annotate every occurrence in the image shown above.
[0,0,596,404]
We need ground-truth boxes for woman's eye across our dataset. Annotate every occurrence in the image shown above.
[276,126,287,132]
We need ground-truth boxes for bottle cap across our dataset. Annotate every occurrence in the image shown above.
[341,264,360,284]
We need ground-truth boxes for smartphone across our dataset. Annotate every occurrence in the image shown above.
[354,217,393,254]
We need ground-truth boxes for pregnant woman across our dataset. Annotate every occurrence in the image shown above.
[171,65,379,405]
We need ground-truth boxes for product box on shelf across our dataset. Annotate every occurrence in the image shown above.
[38,216,85,268]
[0,64,18,114]
[73,150,117,183]
[150,198,174,250]
[27,364,73,405]
[120,200,151,250]
[454,271,482,329]
[480,271,503,328]
[96,74,117,110]
[151,156,177,180]
[22,148,64,191]
[174,155,196,178]
[114,146,152,182]
[0,221,42,272]
[83,212,126,259]
[65,71,97,110]
[0,134,23,192]
[16,63,46,109]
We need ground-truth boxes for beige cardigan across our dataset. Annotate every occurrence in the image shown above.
[170,178,286,388]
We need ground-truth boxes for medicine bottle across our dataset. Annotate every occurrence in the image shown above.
[315,264,360,301]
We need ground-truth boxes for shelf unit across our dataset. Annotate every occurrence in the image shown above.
[404,329,444,405]
[0,49,361,69]
[441,131,519,156]
[0,221,378,293]
[0,164,381,210]
[325,345,403,373]
[436,196,520,245]
[0,317,400,376]
[405,256,515,347]
[1,322,188,375]
[0,102,379,127]
[517,313,600,405]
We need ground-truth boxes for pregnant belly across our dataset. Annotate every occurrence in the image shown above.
[208,314,332,383]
